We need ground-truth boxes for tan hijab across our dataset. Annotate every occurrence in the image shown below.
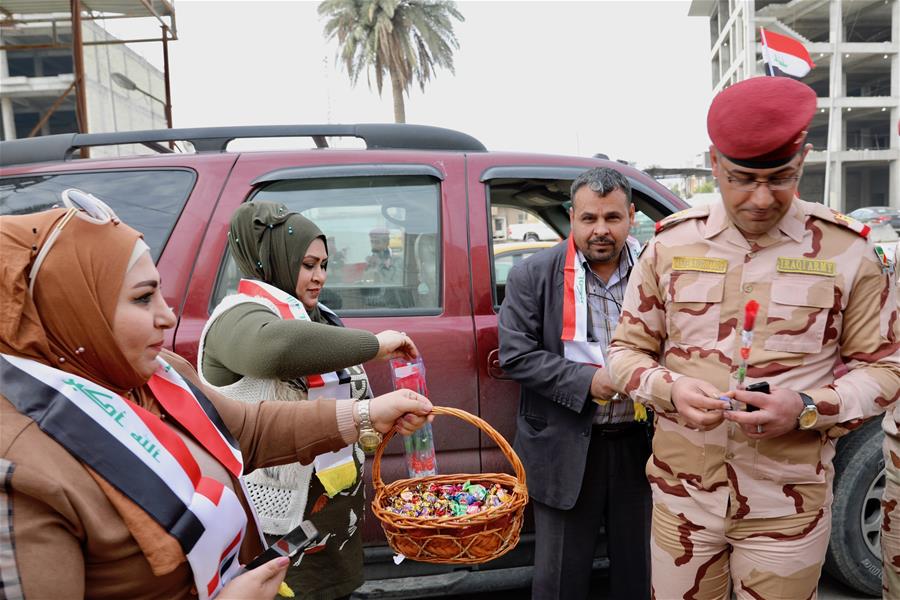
[0,208,145,393]
[0,208,185,574]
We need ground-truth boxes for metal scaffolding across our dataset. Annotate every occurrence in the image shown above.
[0,0,176,148]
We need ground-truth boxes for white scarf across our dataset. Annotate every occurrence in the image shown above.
[560,235,641,366]
[236,279,361,497]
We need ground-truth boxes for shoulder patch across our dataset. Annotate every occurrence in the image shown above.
[654,205,710,235]
[805,202,870,239]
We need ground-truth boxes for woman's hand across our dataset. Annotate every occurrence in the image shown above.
[368,389,434,435]
[375,330,419,361]
[218,556,289,599]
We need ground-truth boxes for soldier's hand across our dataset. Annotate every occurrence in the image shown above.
[590,368,616,400]
[723,387,804,439]
[671,377,731,430]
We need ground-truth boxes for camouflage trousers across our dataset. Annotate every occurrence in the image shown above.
[882,439,900,597]
[651,498,830,600]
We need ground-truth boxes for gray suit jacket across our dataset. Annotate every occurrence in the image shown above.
[498,241,601,510]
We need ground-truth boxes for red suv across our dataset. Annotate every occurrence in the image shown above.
[0,124,881,596]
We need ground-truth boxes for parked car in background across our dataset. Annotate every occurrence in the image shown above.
[494,241,555,282]
[849,206,900,233]
[506,219,561,241]
[0,124,685,597]
[869,222,899,259]
[0,124,884,597]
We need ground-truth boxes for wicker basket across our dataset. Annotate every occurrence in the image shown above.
[371,406,528,564]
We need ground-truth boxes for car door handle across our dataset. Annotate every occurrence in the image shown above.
[487,349,512,380]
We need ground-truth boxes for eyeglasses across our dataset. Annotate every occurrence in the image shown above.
[722,165,801,193]
[28,189,121,294]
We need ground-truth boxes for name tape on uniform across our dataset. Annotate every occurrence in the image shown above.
[776,257,836,277]
[672,256,728,274]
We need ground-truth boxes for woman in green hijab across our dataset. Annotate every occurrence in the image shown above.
[199,201,418,600]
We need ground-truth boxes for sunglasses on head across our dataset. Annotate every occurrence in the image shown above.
[61,188,119,224]
[27,189,121,295]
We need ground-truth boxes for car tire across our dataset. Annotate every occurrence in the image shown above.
[524,233,539,241]
[824,418,885,597]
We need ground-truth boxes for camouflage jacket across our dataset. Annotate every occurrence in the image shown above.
[608,198,900,519]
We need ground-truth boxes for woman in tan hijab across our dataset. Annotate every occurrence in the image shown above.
[0,194,432,600]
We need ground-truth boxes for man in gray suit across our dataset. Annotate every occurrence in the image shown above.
[498,167,651,600]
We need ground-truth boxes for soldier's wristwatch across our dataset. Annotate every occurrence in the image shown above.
[797,392,818,430]
[355,399,383,454]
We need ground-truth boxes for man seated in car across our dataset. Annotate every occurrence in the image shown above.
[362,227,401,284]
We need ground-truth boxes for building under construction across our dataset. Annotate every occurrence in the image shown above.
[0,0,175,154]
[689,0,898,212]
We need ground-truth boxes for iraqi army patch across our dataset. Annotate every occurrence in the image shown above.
[776,257,836,277]
[672,256,728,274]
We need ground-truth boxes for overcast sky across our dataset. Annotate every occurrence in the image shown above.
[112,0,714,167]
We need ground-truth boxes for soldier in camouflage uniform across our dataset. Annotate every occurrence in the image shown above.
[883,245,900,597]
[608,76,900,599]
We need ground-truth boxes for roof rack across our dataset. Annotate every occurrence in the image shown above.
[0,124,487,168]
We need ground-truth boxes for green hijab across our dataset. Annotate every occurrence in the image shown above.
[228,202,327,311]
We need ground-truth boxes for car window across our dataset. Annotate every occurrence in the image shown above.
[494,254,516,284]
[0,170,195,261]
[494,248,544,285]
[211,175,441,315]
[490,207,560,307]
[499,208,562,242]
[487,176,666,309]
[630,211,656,246]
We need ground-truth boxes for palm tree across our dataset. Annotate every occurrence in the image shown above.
[319,0,464,123]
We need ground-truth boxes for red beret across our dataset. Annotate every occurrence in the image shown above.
[707,77,816,168]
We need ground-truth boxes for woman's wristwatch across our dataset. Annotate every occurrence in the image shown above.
[355,399,383,454]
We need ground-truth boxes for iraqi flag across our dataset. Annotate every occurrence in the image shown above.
[760,28,815,79]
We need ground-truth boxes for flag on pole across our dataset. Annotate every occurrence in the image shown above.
[760,28,815,79]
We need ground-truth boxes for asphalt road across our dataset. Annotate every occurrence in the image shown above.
[443,570,873,599]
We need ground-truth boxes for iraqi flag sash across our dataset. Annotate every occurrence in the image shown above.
[237,279,359,497]
[0,353,248,600]
[561,236,607,367]
[560,236,641,367]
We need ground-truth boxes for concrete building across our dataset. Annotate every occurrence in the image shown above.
[1,2,175,156]
[688,0,899,212]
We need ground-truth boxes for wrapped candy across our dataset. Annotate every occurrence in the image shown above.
[384,481,513,518]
